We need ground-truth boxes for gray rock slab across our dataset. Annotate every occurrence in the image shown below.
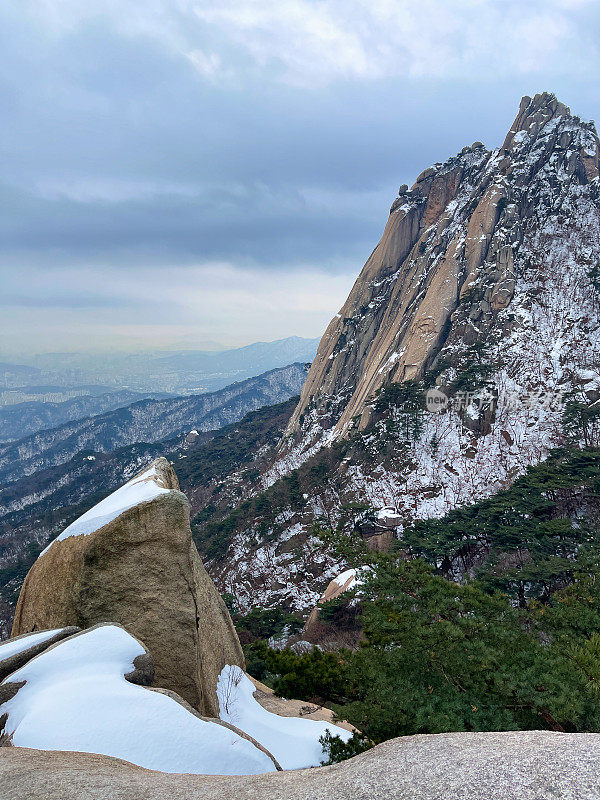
[2,730,600,800]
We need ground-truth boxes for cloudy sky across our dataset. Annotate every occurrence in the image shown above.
[1,0,599,355]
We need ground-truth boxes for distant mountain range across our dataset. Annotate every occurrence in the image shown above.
[0,363,308,488]
[0,389,171,443]
[1,336,319,395]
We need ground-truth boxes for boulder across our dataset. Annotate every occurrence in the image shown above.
[302,569,363,648]
[11,459,244,716]
[2,730,600,799]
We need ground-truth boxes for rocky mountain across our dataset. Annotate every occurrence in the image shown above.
[286,93,599,443]
[3,92,599,636]
[276,92,600,516]
[189,93,600,614]
[0,363,307,486]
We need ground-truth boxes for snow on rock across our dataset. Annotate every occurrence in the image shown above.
[1,625,277,775]
[332,568,359,590]
[0,629,64,662]
[326,567,370,600]
[39,464,171,557]
[376,507,402,523]
[218,665,352,769]
[211,94,600,611]
[184,96,600,619]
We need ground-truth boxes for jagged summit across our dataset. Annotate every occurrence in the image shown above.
[284,93,599,444]
[502,92,570,150]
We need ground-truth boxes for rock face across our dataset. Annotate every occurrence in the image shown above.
[11,459,245,716]
[210,92,600,613]
[191,93,600,617]
[2,731,600,799]
[286,92,600,440]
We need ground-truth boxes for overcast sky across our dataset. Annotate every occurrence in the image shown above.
[1,0,599,355]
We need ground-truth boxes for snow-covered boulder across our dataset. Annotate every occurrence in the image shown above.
[11,458,245,716]
[0,624,278,775]
[302,568,364,648]
[218,665,352,769]
[376,507,403,527]
[0,627,80,682]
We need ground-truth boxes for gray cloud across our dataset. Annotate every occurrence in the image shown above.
[0,1,599,353]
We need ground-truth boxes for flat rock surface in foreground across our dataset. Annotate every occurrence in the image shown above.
[2,730,600,800]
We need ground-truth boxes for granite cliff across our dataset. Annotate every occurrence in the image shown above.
[198,93,600,614]
[286,93,599,444]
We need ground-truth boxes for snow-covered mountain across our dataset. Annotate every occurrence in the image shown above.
[3,93,599,627]
[0,389,171,444]
[196,93,600,612]
[278,92,600,503]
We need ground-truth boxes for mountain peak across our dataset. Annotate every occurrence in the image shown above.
[284,93,600,446]
[502,92,590,153]
[517,91,569,119]
[506,94,562,141]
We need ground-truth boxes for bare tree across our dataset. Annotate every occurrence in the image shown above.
[217,665,244,719]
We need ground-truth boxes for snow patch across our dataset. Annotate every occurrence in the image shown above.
[39,464,171,557]
[2,625,276,775]
[218,665,352,769]
[332,568,359,589]
[0,629,63,662]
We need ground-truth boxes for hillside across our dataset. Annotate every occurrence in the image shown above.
[0,398,298,638]
[0,389,171,443]
[0,363,307,486]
